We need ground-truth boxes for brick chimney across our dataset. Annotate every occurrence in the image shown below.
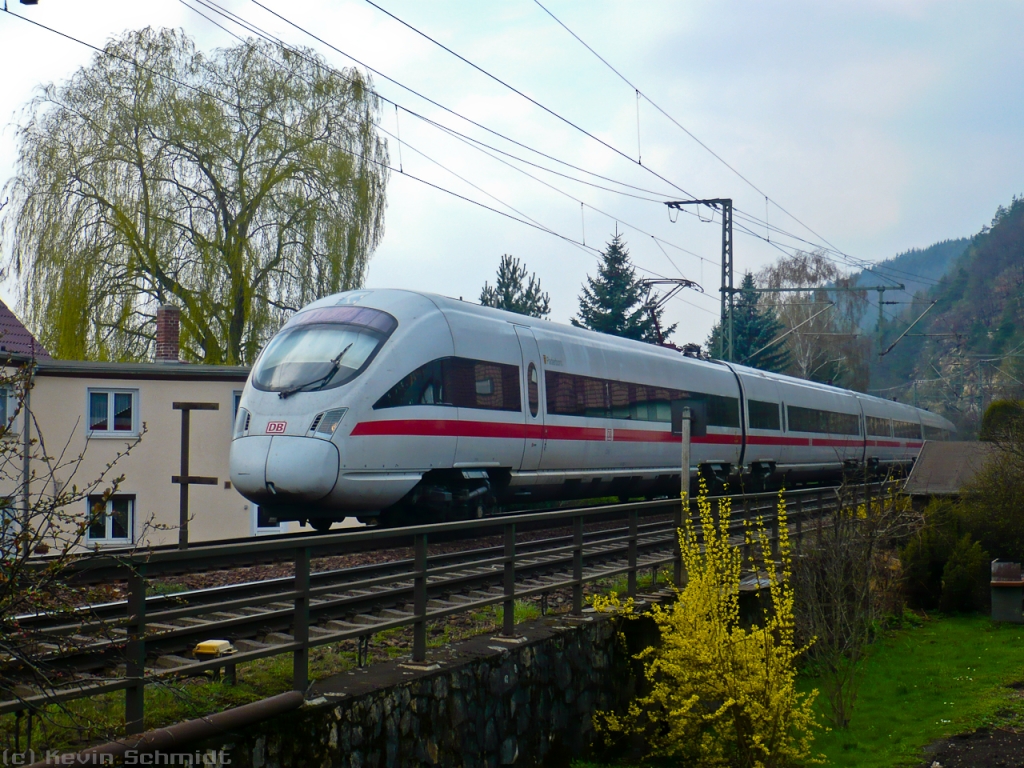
[155,304,181,362]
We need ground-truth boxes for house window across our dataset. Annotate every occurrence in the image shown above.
[88,390,138,436]
[0,498,16,555]
[0,388,18,437]
[253,505,284,535]
[87,496,134,544]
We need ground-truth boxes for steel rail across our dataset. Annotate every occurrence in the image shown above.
[7,491,832,670]
[1,483,888,729]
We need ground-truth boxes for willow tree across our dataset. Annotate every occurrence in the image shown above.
[1,28,388,364]
[757,250,869,390]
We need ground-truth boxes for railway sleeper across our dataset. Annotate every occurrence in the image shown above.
[155,655,193,669]
[264,632,294,645]
[325,619,366,633]
[233,639,271,653]
[378,608,412,620]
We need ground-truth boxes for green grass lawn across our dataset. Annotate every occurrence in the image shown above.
[807,614,1024,767]
[577,614,1024,767]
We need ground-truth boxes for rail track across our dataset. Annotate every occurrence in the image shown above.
[2,483,890,734]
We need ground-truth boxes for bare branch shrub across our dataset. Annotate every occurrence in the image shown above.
[792,483,920,728]
[0,362,144,747]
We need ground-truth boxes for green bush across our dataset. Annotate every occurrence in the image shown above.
[902,524,953,610]
[939,535,990,613]
[979,399,1024,442]
[900,500,960,610]
[957,457,1024,565]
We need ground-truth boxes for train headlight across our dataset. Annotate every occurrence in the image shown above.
[233,408,250,439]
[310,408,348,437]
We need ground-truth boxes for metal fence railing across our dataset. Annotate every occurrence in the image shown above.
[3,482,891,736]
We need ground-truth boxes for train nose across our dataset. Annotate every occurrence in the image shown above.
[230,436,340,503]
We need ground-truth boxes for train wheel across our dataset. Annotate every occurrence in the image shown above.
[310,519,334,533]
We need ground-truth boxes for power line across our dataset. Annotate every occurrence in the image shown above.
[1,5,711,327]
[180,0,720,278]
[182,0,720,282]
[254,0,937,290]
[532,0,946,290]
[246,0,691,204]
[359,0,699,198]
[0,9,591,256]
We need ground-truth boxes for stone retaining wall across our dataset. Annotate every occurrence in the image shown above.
[214,610,654,767]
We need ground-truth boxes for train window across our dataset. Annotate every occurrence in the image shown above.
[546,370,685,422]
[748,400,781,431]
[922,425,947,441]
[543,370,739,428]
[374,357,521,412]
[893,420,922,439]
[866,416,891,437]
[707,395,740,428]
[787,405,860,435]
[527,363,539,418]
[252,306,397,394]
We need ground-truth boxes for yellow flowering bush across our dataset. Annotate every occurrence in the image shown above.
[594,481,820,767]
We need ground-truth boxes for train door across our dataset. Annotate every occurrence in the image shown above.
[514,326,545,471]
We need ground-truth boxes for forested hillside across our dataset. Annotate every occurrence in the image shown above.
[872,196,1024,434]
[848,238,969,332]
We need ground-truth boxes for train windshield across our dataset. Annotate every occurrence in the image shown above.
[252,306,397,394]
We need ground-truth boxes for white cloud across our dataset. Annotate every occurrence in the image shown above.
[0,0,1022,343]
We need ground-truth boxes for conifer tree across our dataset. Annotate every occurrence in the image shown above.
[707,272,790,371]
[572,234,675,342]
[479,254,550,317]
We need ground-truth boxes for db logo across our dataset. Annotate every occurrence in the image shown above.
[266,421,287,434]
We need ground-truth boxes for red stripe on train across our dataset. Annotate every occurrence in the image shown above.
[350,419,925,449]
[353,419,733,446]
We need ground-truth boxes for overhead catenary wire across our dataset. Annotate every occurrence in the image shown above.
[187,0,726,278]
[179,0,723,279]
[224,4,942,313]
[0,9,592,259]
[245,0,693,204]
[358,0,702,201]
[0,5,714,324]
[244,0,938,292]
[531,0,945,290]
[355,0,904,279]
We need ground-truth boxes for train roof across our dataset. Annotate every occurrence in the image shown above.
[301,289,954,431]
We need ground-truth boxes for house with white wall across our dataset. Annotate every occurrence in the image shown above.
[0,301,296,548]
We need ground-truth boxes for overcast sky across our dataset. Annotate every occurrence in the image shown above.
[1,0,1022,346]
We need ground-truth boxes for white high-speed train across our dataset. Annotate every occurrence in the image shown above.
[230,289,954,529]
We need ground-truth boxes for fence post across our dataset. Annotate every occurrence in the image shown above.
[770,499,780,561]
[293,546,310,692]
[628,509,638,598]
[572,516,584,615]
[795,494,804,551]
[673,503,684,588]
[125,563,147,735]
[674,407,691,588]
[413,533,428,662]
[503,523,516,637]
[742,498,752,563]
